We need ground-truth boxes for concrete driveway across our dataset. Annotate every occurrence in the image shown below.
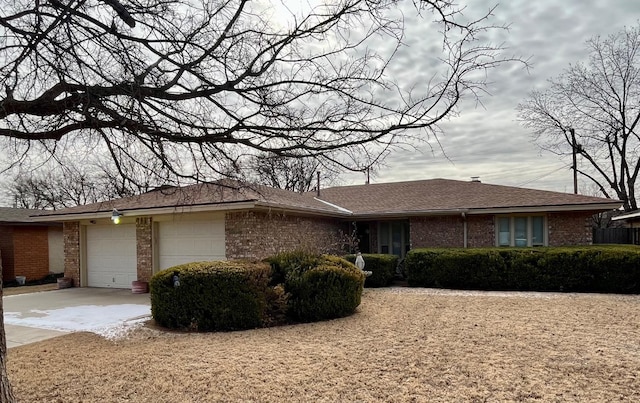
[3,288,150,349]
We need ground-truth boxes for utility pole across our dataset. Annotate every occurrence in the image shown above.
[570,128,578,194]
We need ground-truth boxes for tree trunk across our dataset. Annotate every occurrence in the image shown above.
[0,252,16,402]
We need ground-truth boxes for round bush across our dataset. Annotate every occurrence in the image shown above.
[150,260,271,331]
[266,252,365,322]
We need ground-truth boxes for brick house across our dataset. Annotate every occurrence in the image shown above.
[0,208,64,282]
[34,179,620,289]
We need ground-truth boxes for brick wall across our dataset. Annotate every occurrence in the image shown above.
[0,225,15,281]
[548,211,594,246]
[409,212,596,249]
[63,222,81,287]
[410,216,464,248]
[467,215,495,247]
[13,226,50,281]
[136,217,153,282]
[225,211,344,260]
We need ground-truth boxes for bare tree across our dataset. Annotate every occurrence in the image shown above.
[0,253,14,402]
[249,153,339,193]
[0,1,517,397]
[517,25,640,211]
[1,0,515,185]
[5,157,170,209]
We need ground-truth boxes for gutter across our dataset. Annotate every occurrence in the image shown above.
[31,199,354,222]
[31,201,259,222]
[462,211,468,248]
[465,202,621,215]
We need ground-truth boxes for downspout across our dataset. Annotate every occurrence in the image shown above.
[462,212,468,248]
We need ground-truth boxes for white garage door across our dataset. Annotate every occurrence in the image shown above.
[158,216,225,270]
[86,224,137,288]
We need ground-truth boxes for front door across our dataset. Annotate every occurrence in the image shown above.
[378,220,410,258]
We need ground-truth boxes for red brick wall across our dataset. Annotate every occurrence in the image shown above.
[225,211,343,260]
[467,215,495,247]
[407,212,594,249]
[13,226,50,281]
[410,216,464,248]
[0,225,15,281]
[136,217,153,282]
[64,222,81,287]
[548,211,594,246]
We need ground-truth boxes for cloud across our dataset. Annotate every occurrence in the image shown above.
[348,0,640,194]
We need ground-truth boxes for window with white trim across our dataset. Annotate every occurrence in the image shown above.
[496,215,546,247]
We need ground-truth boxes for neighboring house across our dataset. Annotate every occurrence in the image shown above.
[33,178,620,289]
[598,210,640,245]
[611,210,640,228]
[0,207,64,282]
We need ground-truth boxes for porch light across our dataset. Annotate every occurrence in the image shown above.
[111,208,122,224]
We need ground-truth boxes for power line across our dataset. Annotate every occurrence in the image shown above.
[516,164,572,187]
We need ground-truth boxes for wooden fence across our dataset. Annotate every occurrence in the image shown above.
[593,228,640,245]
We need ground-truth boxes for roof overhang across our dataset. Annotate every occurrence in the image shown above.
[31,197,621,222]
[465,202,621,215]
[31,201,259,222]
[348,202,621,219]
[612,210,640,221]
[31,200,351,222]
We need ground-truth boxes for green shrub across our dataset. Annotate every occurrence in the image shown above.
[265,250,321,285]
[407,248,506,290]
[404,248,443,287]
[405,246,640,293]
[150,261,271,331]
[266,251,365,322]
[344,253,398,287]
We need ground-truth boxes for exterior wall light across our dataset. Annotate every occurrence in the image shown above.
[111,208,122,224]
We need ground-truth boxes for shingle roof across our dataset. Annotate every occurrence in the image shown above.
[316,179,619,215]
[0,207,52,223]
[34,181,344,217]
[34,178,621,220]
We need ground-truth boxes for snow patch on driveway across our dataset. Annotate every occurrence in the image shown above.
[4,304,151,340]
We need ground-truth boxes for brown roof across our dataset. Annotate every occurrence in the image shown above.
[35,178,621,220]
[315,179,620,216]
[0,207,53,223]
[34,181,344,218]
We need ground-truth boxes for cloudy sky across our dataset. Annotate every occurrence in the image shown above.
[340,0,640,194]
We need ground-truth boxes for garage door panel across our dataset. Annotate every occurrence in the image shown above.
[158,217,225,270]
[86,224,137,288]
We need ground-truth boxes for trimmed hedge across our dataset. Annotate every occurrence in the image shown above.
[150,261,271,331]
[266,252,365,322]
[405,246,640,293]
[344,253,398,287]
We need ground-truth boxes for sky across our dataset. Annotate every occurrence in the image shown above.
[340,0,640,194]
[2,1,639,204]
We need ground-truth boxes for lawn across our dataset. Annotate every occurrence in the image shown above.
[7,288,640,402]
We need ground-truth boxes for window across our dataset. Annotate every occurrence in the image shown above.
[531,216,544,246]
[496,215,547,247]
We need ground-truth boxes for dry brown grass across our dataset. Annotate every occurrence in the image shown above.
[7,288,640,402]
